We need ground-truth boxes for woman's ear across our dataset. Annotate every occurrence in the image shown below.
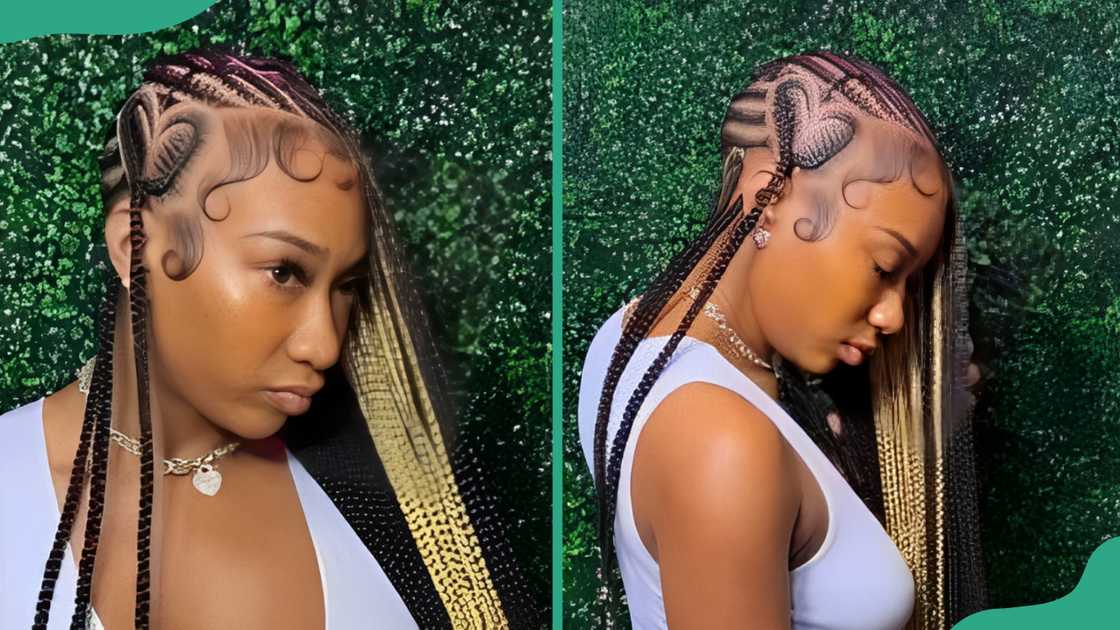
[764,165,800,224]
[104,197,153,290]
[736,161,791,224]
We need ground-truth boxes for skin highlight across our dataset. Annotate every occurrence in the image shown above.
[40,110,366,629]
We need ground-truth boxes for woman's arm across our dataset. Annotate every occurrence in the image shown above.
[631,382,801,629]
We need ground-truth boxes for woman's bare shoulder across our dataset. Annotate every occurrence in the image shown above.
[633,381,801,531]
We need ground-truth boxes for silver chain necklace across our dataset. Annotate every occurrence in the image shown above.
[684,287,773,371]
[623,290,774,371]
[76,356,240,496]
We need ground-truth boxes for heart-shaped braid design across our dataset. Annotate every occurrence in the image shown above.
[117,88,207,199]
[775,79,855,169]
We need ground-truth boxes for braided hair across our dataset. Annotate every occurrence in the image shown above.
[592,50,985,628]
[33,47,535,629]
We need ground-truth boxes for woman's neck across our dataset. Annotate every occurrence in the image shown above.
[642,281,780,399]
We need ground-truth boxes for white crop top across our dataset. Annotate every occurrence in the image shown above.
[0,396,417,629]
[577,306,915,629]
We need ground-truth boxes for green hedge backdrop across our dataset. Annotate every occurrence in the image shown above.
[0,0,551,613]
[563,0,1120,625]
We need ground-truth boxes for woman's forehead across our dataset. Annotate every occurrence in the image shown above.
[168,110,370,257]
[222,161,368,249]
[788,117,948,255]
[845,172,947,266]
[840,119,944,190]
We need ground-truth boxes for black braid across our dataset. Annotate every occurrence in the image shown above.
[31,364,93,628]
[590,156,746,519]
[32,273,119,629]
[67,277,120,628]
[126,205,156,629]
[31,401,92,628]
[592,160,790,623]
[591,159,750,566]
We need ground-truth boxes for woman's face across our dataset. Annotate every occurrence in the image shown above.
[744,121,948,374]
[126,113,369,439]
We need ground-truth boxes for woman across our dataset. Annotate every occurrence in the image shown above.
[578,51,985,629]
[0,49,537,629]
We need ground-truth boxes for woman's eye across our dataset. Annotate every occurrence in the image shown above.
[271,266,293,284]
[269,259,308,290]
[337,280,360,296]
[873,262,897,280]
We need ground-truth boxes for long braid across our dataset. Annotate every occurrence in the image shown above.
[31,385,93,628]
[600,169,787,621]
[32,271,119,629]
[591,152,745,529]
[591,146,751,493]
[68,277,120,628]
[591,158,751,546]
[125,205,156,628]
[590,199,738,615]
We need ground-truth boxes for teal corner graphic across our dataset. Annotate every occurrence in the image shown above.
[0,1,217,44]
[954,537,1120,628]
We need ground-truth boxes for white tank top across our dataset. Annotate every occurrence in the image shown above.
[577,306,915,629]
[0,396,417,629]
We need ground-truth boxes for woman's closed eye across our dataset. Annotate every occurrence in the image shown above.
[336,275,364,296]
[872,261,900,281]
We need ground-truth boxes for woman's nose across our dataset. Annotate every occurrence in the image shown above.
[868,289,905,336]
[287,296,343,370]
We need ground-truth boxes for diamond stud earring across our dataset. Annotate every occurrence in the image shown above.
[752,227,771,249]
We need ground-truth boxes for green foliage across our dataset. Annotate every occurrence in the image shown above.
[0,0,550,610]
[564,0,1120,624]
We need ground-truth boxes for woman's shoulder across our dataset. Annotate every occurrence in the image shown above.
[633,381,801,525]
[632,383,803,626]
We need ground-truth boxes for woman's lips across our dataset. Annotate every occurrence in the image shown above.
[837,343,865,366]
[261,390,311,416]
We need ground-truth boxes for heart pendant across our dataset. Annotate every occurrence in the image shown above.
[192,465,222,496]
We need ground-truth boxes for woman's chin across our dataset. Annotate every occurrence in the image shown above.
[780,351,837,377]
[238,424,285,441]
[224,409,288,441]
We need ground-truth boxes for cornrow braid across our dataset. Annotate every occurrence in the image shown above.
[125,205,155,629]
[590,151,747,525]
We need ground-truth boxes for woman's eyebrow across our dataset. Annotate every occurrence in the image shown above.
[242,230,327,258]
[243,230,368,276]
[874,226,918,258]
